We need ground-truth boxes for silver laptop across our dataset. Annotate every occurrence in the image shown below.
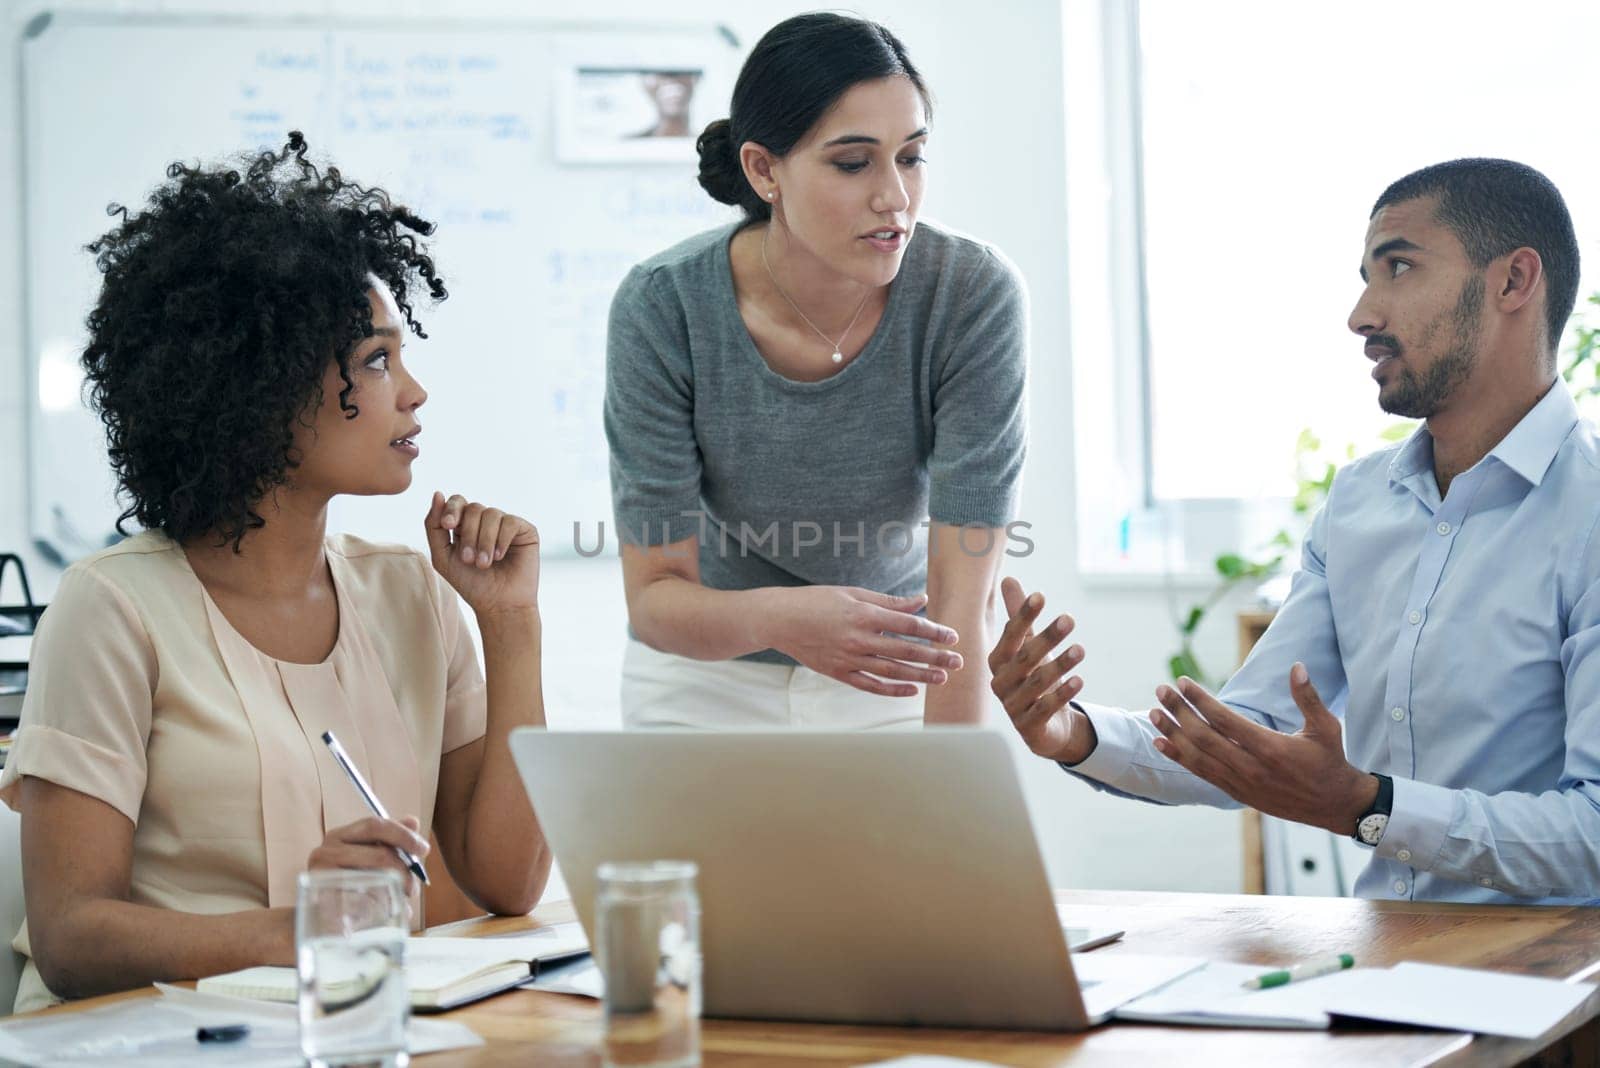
[510,727,1197,1030]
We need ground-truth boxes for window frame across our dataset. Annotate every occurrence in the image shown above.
[1068,0,1297,585]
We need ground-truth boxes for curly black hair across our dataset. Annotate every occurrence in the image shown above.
[81,131,447,549]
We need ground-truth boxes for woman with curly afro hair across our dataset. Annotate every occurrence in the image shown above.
[0,133,551,1012]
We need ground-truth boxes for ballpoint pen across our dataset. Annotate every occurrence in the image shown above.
[1242,953,1355,990]
[321,729,429,885]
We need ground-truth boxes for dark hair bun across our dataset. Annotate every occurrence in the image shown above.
[695,118,756,212]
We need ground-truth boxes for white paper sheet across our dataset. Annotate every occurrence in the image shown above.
[1117,958,1598,1038]
[0,984,483,1066]
[1320,962,1596,1039]
[1114,959,1361,1028]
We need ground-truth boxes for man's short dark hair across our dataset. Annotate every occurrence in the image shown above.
[1373,159,1580,355]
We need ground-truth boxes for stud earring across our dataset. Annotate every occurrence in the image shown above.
[768,191,777,200]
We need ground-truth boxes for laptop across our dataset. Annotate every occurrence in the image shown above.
[509,727,1199,1030]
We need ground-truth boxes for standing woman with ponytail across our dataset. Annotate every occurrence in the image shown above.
[604,13,1029,729]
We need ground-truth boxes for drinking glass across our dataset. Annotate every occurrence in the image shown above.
[296,868,410,1068]
[596,860,701,1068]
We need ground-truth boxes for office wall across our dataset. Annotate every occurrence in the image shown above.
[0,0,1249,893]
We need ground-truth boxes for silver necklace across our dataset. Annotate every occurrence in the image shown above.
[761,226,872,365]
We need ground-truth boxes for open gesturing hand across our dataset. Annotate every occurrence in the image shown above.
[1149,664,1378,835]
[987,577,1090,763]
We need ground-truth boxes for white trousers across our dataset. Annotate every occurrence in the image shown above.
[620,639,922,730]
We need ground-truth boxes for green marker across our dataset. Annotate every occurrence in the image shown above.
[1242,953,1355,990]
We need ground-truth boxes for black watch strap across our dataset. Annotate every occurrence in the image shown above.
[1369,773,1394,818]
[1353,773,1394,845]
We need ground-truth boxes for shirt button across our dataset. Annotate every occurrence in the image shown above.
[1408,610,1422,625]
[1391,706,1406,722]
[1394,880,1408,895]
[1437,521,1452,535]
[1479,877,1493,888]
[1396,848,1412,862]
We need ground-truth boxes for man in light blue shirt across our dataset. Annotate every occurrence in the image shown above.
[992,158,1595,904]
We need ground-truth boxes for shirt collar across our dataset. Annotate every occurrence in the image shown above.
[1388,424,1434,487]
[1388,381,1578,490]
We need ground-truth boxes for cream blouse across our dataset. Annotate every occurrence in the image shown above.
[0,531,487,1013]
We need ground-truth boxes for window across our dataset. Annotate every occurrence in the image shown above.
[1141,0,1600,498]
[1073,0,1600,572]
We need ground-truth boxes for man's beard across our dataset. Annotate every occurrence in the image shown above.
[1379,276,1485,419]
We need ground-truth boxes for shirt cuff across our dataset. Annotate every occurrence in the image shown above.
[1058,701,1140,781]
[1374,775,1454,869]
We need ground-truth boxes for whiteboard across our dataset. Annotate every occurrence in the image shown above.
[21,13,739,561]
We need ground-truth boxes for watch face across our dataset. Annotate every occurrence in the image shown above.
[1358,812,1388,846]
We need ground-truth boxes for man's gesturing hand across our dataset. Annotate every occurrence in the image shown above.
[1148,663,1379,834]
[987,577,1093,763]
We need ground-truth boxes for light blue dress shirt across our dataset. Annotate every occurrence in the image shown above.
[1069,382,1600,905]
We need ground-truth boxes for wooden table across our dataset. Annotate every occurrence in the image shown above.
[23,890,1600,1066]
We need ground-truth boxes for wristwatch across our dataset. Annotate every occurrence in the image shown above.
[1353,773,1394,846]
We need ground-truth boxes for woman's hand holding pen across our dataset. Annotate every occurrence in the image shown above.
[306,815,431,894]
[425,492,541,617]
[764,586,963,698]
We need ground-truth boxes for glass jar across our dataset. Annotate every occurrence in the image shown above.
[595,860,701,1068]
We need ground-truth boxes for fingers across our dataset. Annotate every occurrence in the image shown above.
[429,494,537,570]
[1000,576,1026,619]
[854,588,929,612]
[318,842,416,878]
[475,508,506,569]
[1001,642,1085,720]
[1014,613,1076,671]
[1011,673,1084,738]
[1151,684,1251,780]
[1289,662,1342,744]
[860,655,948,686]
[332,816,430,858]
[864,634,963,671]
[424,491,451,568]
[871,606,959,646]
[987,589,1045,675]
[989,612,1075,707]
[493,517,520,563]
[439,493,468,534]
[454,503,500,569]
[1172,677,1274,757]
[1149,711,1246,796]
[310,816,429,893]
[841,670,919,699]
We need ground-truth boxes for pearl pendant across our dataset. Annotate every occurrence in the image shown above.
[831,351,843,364]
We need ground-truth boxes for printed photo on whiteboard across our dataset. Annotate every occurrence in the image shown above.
[556,66,707,163]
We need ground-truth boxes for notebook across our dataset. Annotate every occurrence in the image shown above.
[197,922,589,1012]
